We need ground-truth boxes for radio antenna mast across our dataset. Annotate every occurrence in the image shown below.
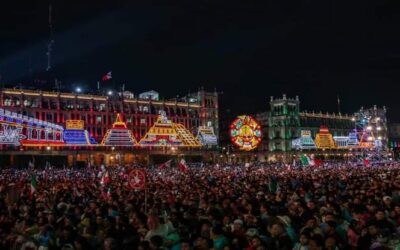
[46,3,54,71]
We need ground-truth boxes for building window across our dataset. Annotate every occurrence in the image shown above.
[66,102,74,110]
[46,113,53,122]
[140,118,146,125]
[23,99,31,107]
[99,104,106,111]
[3,98,11,106]
[207,121,212,127]
[96,116,102,123]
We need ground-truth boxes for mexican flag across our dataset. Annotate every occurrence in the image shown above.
[178,159,188,172]
[159,159,172,169]
[100,171,110,186]
[300,154,315,166]
[31,174,37,196]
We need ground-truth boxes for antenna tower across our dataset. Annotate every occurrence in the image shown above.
[46,4,54,71]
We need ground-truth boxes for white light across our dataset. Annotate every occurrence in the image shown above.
[111,146,115,150]
[377,126,382,131]
[351,117,355,121]
[75,87,82,93]
[46,146,51,151]
[107,90,113,96]
[378,136,382,140]
[368,136,373,141]
[376,117,380,121]
[366,126,372,131]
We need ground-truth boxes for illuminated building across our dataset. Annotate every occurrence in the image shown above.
[267,94,356,153]
[263,95,389,159]
[0,88,219,145]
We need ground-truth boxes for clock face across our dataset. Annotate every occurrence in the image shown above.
[230,115,262,151]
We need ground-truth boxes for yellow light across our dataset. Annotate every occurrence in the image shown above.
[60,94,75,99]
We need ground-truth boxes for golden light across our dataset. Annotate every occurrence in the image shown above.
[229,115,262,151]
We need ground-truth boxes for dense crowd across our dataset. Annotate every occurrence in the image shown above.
[0,162,399,250]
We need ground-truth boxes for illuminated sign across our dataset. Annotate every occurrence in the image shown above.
[197,126,218,146]
[0,126,25,146]
[315,126,336,149]
[292,130,316,149]
[66,120,84,130]
[230,115,262,151]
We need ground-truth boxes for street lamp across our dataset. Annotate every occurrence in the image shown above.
[75,87,82,93]
[107,90,113,96]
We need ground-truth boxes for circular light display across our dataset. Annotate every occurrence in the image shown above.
[230,115,262,151]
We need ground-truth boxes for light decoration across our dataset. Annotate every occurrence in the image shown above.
[0,125,25,145]
[63,120,97,145]
[101,114,137,146]
[314,126,336,149]
[333,136,350,148]
[139,111,201,147]
[229,115,262,151]
[197,126,218,146]
[292,130,316,149]
[0,108,64,146]
[347,131,359,147]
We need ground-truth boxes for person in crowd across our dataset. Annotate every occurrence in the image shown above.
[0,161,398,250]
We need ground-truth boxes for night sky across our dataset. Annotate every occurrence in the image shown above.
[1,1,400,120]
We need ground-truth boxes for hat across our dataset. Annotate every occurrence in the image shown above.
[277,216,291,226]
[383,196,392,201]
[246,228,259,237]
[233,219,243,225]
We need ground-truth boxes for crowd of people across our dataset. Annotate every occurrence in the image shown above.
[0,161,399,250]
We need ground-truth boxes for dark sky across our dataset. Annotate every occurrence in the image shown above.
[1,1,400,120]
